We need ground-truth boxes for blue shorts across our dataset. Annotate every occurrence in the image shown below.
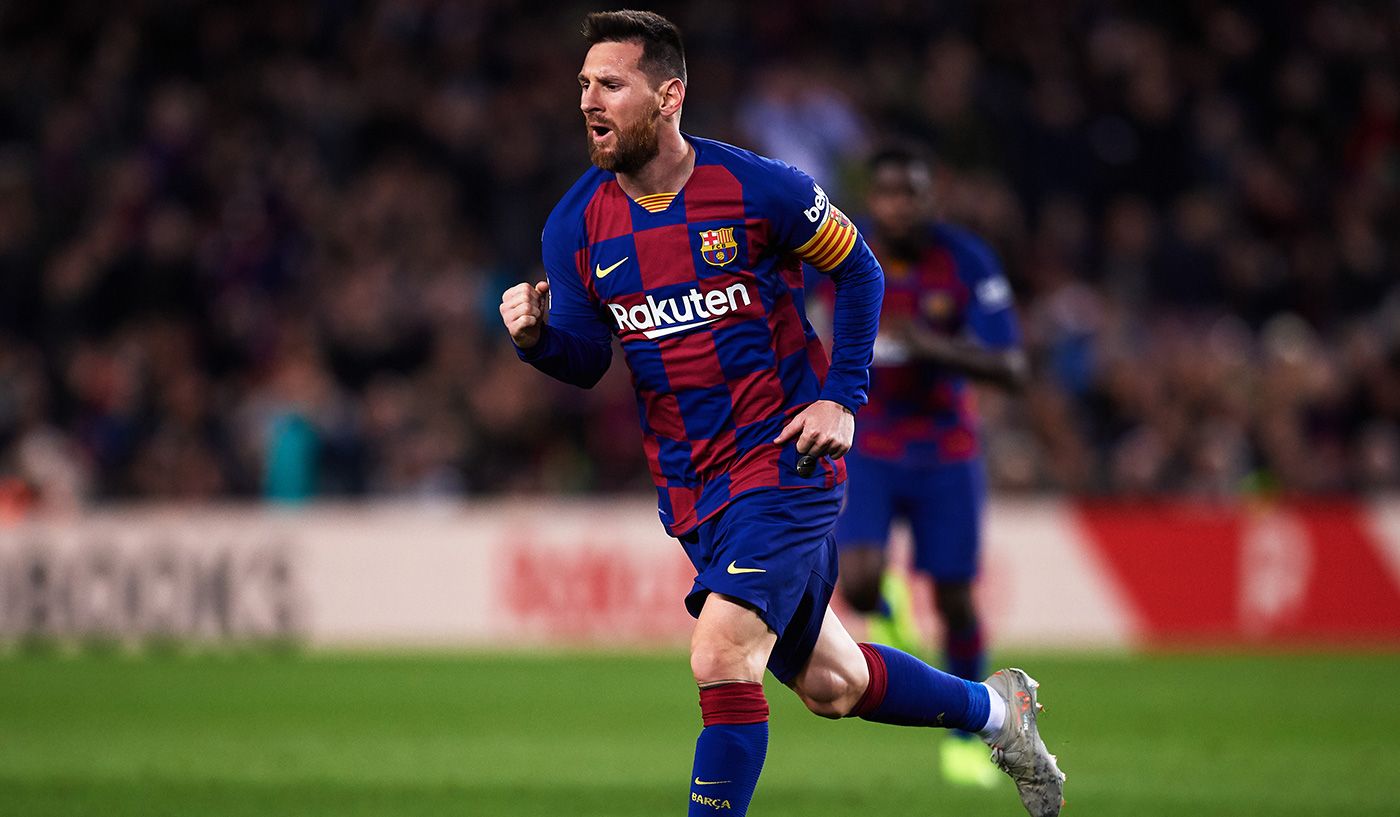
[679,483,844,685]
[834,452,985,582]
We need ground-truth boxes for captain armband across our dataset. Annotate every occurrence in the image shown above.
[793,205,860,271]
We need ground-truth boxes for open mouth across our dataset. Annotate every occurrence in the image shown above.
[589,123,613,140]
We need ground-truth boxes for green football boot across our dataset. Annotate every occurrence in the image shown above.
[865,570,924,656]
[940,732,1002,789]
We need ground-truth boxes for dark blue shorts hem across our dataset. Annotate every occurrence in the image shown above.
[679,484,844,685]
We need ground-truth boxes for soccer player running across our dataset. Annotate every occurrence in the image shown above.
[499,11,1063,816]
[834,146,1031,789]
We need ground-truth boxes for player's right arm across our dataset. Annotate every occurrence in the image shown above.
[896,326,1028,390]
[891,229,1027,391]
[501,216,613,388]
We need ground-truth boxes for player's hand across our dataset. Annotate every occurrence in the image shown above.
[500,280,550,348]
[774,399,854,459]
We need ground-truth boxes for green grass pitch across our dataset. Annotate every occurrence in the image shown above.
[1,649,1397,816]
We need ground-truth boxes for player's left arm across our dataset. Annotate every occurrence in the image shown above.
[895,233,1028,392]
[767,167,884,457]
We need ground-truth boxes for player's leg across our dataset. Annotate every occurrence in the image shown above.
[834,452,921,653]
[790,605,1066,817]
[933,577,1000,787]
[914,459,989,684]
[784,604,867,716]
[834,450,892,616]
[790,604,999,730]
[691,592,777,685]
[687,592,776,817]
[839,545,924,654]
[934,579,981,680]
[836,546,885,615]
[679,482,845,817]
[910,460,995,784]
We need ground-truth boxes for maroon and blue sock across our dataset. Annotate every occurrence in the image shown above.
[849,642,990,731]
[944,623,986,739]
[688,682,768,816]
[945,621,985,683]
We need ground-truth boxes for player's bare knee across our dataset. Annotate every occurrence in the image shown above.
[840,579,882,614]
[838,549,884,613]
[689,646,733,685]
[690,643,763,685]
[934,582,976,631]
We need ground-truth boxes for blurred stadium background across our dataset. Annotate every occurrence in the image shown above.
[1,1,1398,815]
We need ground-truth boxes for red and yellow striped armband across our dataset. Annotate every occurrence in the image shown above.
[793,206,860,271]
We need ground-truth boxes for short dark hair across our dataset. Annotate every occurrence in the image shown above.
[582,10,687,87]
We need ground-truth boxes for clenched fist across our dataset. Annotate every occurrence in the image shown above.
[500,280,550,348]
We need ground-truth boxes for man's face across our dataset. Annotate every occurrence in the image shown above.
[579,41,663,174]
[867,162,935,241]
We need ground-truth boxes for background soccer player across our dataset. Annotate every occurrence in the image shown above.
[499,11,1062,817]
[835,145,1029,788]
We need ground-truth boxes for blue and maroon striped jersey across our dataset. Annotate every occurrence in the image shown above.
[855,223,1020,466]
[518,135,883,536]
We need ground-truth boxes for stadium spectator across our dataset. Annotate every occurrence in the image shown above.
[0,1,1395,507]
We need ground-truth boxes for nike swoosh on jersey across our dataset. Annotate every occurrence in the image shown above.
[594,257,628,278]
[694,778,732,786]
[726,561,766,574]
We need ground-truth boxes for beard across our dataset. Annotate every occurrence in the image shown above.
[586,102,661,174]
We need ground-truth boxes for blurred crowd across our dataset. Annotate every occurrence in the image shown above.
[0,0,1396,511]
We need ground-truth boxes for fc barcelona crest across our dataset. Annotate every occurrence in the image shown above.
[699,227,739,267]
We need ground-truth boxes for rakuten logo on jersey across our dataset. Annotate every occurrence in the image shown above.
[608,282,754,340]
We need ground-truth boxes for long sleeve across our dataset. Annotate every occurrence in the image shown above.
[943,225,1021,351]
[514,322,612,388]
[816,236,883,412]
[755,158,885,413]
[512,215,614,388]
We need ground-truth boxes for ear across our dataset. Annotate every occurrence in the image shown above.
[658,77,685,118]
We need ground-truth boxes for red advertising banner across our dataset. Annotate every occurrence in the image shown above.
[1075,501,1400,645]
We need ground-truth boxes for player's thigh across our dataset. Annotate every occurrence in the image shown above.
[789,605,869,717]
[691,592,778,684]
[907,459,986,581]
